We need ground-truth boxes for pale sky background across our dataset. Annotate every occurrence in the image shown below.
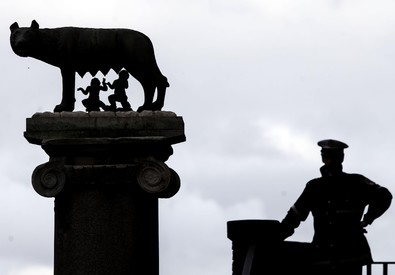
[1,0,395,274]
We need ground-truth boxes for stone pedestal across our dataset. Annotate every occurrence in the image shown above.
[25,111,186,275]
[227,220,313,275]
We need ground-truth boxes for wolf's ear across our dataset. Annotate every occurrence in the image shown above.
[10,22,19,32]
[31,20,39,29]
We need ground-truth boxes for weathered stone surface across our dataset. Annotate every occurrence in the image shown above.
[54,180,160,275]
[25,111,185,145]
[25,111,186,275]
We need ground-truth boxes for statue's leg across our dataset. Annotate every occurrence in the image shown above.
[137,83,155,112]
[151,74,169,111]
[151,85,166,111]
[121,99,132,111]
[54,69,76,112]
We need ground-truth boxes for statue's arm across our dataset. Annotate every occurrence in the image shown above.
[363,182,392,225]
[107,82,114,89]
[101,78,108,91]
[280,182,313,239]
[77,87,87,95]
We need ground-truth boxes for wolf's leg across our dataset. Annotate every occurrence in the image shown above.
[54,68,76,112]
[137,82,156,112]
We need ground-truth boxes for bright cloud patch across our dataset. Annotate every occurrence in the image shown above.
[256,119,317,162]
[8,265,52,275]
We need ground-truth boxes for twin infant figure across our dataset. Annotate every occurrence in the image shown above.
[78,70,131,112]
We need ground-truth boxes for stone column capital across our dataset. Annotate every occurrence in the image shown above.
[26,111,185,198]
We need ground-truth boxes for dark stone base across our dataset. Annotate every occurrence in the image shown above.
[55,182,158,275]
[25,111,186,275]
[227,220,364,275]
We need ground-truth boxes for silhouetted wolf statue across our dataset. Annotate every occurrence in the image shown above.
[10,20,169,112]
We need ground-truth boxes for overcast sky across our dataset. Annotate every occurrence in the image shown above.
[1,0,395,274]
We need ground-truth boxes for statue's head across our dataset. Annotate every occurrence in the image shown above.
[318,139,348,166]
[119,70,129,80]
[91,78,100,86]
[10,20,40,57]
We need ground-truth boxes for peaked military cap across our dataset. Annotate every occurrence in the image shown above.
[318,139,348,160]
[317,139,348,150]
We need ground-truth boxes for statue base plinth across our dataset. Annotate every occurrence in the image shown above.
[25,111,186,275]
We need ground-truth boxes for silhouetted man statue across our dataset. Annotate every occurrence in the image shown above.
[280,139,392,275]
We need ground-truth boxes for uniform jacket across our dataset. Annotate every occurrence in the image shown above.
[281,165,392,265]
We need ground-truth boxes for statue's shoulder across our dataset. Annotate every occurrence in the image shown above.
[305,177,322,188]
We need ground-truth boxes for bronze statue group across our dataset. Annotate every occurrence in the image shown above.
[9,20,393,275]
[78,70,132,112]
